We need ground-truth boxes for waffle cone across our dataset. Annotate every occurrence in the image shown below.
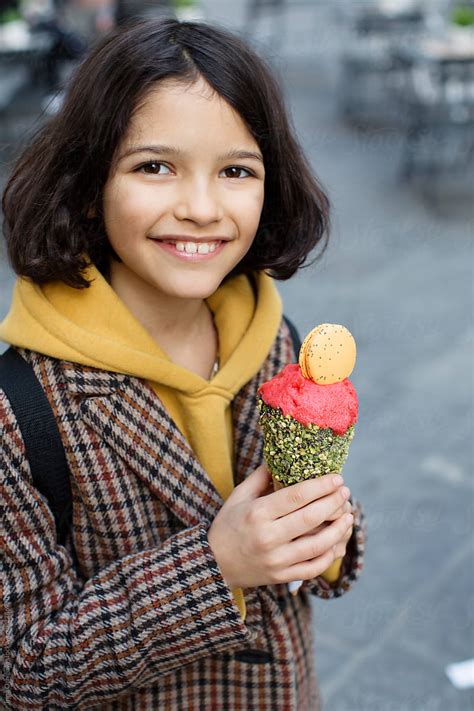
[258,396,355,486]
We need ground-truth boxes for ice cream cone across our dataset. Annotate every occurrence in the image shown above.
[257,323,359,595]
[257,395,356,488]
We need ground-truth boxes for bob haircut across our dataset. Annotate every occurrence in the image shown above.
[2,18,330,289]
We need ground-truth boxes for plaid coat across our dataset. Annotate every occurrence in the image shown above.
[1,319,366,710]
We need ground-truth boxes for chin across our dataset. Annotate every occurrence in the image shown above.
[165,273,227,300]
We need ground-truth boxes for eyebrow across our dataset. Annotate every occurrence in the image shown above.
[118,144,264,163]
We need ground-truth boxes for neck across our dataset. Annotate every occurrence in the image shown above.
[107,260,211,347]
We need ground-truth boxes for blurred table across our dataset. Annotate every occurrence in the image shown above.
[394,31,474,106]
[393,31,474,182]
[398,29,474,64]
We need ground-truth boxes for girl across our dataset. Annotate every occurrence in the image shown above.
[0,18,366,710]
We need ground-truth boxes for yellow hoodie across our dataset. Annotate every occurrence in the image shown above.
[0,264,342,618]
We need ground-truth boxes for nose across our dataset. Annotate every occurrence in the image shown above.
[173,177,224,225]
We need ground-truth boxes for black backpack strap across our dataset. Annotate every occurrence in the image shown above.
[0,347,72,546]
[282,315,302,362]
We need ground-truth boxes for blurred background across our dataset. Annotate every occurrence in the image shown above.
[1,1,473,709]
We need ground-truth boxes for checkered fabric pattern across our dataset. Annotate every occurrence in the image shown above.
[1,318,366,710]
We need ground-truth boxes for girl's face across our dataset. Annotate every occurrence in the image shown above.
[102,78,265,302]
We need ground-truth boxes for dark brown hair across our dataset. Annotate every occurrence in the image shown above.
[2,18,330,288]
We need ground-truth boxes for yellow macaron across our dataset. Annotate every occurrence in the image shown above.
[299,324,356,384]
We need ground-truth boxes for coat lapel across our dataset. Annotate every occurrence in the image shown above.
[57,321,289,529]
[61,362,224,527]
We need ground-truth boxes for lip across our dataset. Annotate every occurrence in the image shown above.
[150,238,228,261]
[156,235,231,243]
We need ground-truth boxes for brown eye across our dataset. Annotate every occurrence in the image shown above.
[138,162,171,175]
[222,166,252,179]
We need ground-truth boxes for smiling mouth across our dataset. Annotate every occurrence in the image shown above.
[150,238,227,259]
[160,239,222,255]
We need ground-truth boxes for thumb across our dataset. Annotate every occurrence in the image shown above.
[233,463,273,502]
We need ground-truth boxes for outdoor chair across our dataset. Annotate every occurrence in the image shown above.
[399,57,474,181]
[339,4,426,126]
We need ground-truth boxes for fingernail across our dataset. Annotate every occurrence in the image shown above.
[341,486,351,500]
[332,475,343,486]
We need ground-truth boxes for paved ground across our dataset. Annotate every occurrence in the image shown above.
[1,3,473,710]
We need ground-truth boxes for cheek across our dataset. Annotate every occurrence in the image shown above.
[247,192,265,234]
[103,182,158,236]
[230,187,264,231]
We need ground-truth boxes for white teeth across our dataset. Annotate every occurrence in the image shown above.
[164,240,222,254]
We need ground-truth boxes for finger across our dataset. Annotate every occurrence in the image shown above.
[297,522,328,539]
[335,528,352,558]
[279,545,337,584]
[333,544,346,560]
[304,513,351,538]
[278,514,354,568]
[274,484,351,541]
[334,530,352,559]
[343,525,353,542]
[333,525,353,558]
[325,500,352,522]
[233,463,272,502]
[269,474,345,519]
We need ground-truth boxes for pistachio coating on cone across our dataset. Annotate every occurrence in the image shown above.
[258,396,355,486]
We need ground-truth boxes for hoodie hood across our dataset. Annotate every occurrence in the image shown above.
[0,263,282,398]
